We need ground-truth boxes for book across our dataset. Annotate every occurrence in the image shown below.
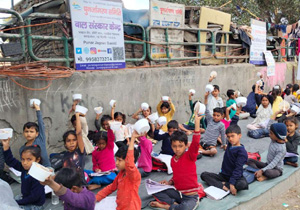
[145,179,175,195]
[90,171,111,177]
[204,186,230,200]
[9,167,21,177]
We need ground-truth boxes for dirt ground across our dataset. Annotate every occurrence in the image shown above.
[259,182,300,210]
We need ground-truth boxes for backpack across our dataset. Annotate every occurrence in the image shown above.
[151,157,168,172]
[247,152,261,161]
[50,152,66,171]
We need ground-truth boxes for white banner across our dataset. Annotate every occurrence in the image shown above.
[69,0,125,70]
[150,0,185,58]
[250,19,266,65]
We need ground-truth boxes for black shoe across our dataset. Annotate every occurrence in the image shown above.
[197,153,203,160]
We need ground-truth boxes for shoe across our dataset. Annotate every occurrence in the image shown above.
[197,153,203,160]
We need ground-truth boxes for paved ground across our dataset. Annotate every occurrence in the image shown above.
[10,117,273,209]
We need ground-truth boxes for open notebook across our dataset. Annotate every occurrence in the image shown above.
[204,186,230,200]
[145,179,175,195]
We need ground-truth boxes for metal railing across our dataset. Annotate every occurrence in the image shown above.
[0,8,25,62]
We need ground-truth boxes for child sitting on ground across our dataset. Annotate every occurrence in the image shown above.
[200,92,226,156]
[154,120,179,156]
[207,76,223,115]
[242,85,257,118]
[157,97,175,132]
[86,129,117,190]
[283,85,297,104]
[247,123,287,181]
[63,113,86,183]
[201,125,248,195]
[95,114,112,131]
[283,117,300,167]
[226,89,237,120]
[135,133,153,177]
[150,113,203,209]
[96,131,141,210]
[42,168,95,210]
[19,102,51,167]
[3,138,45,209]
[111,102,130,148]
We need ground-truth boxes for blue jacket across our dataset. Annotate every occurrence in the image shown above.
[221,142,248,185]
[19,110,50,167]
[4,149,45,206]
[154,130,174,156]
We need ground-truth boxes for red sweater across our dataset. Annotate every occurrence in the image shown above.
[170,132,200,194]
[92,129,116,172]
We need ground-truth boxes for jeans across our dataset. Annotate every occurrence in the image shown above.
[85,170,116,185]
[284,156,298,163]
[248,128,269,139]
[200,172,248,191]
[153,189,199,210]
[247,159,282,179]
[15,195,43,210]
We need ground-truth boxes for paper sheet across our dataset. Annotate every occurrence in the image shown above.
[90,171,111,177]
[204,186,230,200]
[285,152,299,158]
[155,154,173,174]
[145,179,175,195]
[45,185,53,194]
[9,167,21,177]
[95,196,117,210]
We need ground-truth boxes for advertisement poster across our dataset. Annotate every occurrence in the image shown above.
[263,51,275,76]
[150,0,185,58]
[250,19,266,65]
[69,0,125,70]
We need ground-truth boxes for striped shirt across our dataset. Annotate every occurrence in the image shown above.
[201,109,226,146]
[262,140,286,172]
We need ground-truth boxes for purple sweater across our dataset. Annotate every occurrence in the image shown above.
[56,186,95,210]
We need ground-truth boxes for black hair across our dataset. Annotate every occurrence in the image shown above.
[292,84,299,92]
[213,85,220,91]
[283,84,293,96]
[221,106,227,116]
[167,120,179,130]
[100,115,112,126]
[54,168,82,189]
[227,89,235,98]
[115,146,139,163]
[22,145,42,164]
[170,130,188,145]
[213,107,224,115]
[284,116,299,127]
[114,112,126,124]
[93,131,108,145]
[63,130,77,143]
[23,122,39,132]
[70,114,76,125]
[261,95,272,105]
[252,84,256,92]
[285,88,291,96]
[271,89,280,101]
[160,102,170,111]
[226,125,241,134]
[144,106,152,113]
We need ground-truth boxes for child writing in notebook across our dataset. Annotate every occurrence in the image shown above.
[86,130,117,190]
[150,113,203,209]
[111,102,130,148]
[283,117,300,167]
[3,138,45,209]
[157,97,175,132]
[19,102,50,167]
[201,125,248,195]
[96,130,141,210]
[247,122,287,181]
[42,168,95,210]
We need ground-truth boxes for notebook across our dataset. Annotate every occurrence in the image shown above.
[204,186,230,200]
[90,171,111,177]
[95,196,117,210]
[145,179,175,195]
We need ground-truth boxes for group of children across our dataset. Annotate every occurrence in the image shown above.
[0,73,299,210]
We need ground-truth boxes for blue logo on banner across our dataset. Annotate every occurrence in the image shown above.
[76,48,82,54]
[84,47,89,54]
[107,48,112,54]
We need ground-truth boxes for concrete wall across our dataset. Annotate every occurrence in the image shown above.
[0,63,292,156]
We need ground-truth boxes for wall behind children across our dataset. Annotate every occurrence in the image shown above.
[0,63,293,156]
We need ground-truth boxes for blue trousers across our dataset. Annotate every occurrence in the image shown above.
[248,128,269,139]
[15,195,43,210]
[284,156,298,163]
[85,169,116,185]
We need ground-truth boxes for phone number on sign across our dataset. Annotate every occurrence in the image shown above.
[86,57,112,62]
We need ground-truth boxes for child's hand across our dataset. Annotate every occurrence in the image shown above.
[168,97,172,104]
[254,170,263,178]
[96,113,102,120]
[156,123,163,130]
[95,169,101,173]
[40,175,55,186]
[112,102,116,108]
[160,180,170,185]
[230,184,237,196]
[204,92,209,99]
[32,102,40,111]
[2,138,10,151]
[221,144,227,150]
[189,92,194,97]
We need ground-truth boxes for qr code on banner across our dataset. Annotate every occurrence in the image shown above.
[113,47,124,61]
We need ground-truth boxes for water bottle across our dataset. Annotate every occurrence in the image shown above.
[51,191,59,205]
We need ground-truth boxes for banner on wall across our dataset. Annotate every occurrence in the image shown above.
[263,51,275,77]
[149,0,185,58]
[297,53,300,81]
[250,19,266,65]
[69,0,125,70]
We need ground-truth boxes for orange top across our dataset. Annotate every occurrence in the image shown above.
[96,150,141,210]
